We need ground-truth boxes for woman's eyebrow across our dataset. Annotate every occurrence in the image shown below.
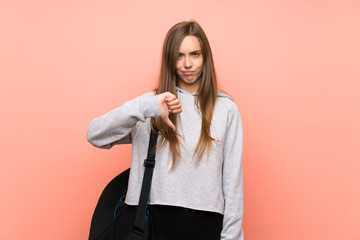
[178,50,202,54]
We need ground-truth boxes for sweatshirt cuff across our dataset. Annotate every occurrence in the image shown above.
[139,95,159,119]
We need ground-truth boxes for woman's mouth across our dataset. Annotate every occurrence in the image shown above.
[182,71,195,76]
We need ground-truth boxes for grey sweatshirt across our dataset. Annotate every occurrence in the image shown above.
[87,87,244,240]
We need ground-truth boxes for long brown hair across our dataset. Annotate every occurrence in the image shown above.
[152,21,218,170]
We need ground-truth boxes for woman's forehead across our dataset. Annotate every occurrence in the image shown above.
[178,36,201,52]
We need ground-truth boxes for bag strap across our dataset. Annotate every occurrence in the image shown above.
[131,126,158,240]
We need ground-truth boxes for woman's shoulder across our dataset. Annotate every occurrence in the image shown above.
[216,89,239,113]
[217,89,233,100]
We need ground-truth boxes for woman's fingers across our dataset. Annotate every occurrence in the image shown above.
[167,100,177,106]
[168,103,182,112]
[164,93,176,101]
[168,105,182,113]
[165,95,182,113]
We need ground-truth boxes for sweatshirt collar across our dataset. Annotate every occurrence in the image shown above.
[176,86,198,96]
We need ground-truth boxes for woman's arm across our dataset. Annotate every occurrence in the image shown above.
[86,91,182,149]
[221,102,244,240]
[87,92,159,149]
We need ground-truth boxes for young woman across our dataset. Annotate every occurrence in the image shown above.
[87,21,244,240]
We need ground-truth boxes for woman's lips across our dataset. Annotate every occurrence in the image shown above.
[182,71,195,75]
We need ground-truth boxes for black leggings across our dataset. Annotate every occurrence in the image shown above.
[148,205,223,240]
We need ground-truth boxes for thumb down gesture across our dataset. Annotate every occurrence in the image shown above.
[157,92,182,132]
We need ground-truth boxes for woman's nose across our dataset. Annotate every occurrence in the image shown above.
[184,56,192,68]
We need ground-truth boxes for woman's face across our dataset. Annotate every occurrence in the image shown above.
[176,35,203,93]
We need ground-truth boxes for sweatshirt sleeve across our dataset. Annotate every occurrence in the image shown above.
[87,92,159,149]
[221,101,244,240]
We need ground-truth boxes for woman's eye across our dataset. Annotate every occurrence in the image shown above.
[192,52,200,56]
[178,53,184,58]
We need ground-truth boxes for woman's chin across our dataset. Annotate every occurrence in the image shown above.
[184,76,198,83]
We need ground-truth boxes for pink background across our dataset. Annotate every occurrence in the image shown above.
[1,0,360,239]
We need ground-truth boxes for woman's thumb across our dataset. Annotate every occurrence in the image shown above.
[164,117,176,132]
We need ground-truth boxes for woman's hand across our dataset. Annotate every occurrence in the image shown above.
[157,92,182,131]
